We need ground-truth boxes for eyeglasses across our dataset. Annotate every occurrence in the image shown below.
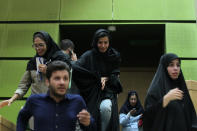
[32,43,45,49]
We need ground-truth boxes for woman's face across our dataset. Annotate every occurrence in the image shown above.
[97,36,109,53]
[33,37,47,56]
[129,94,137,107]
[167,59,180,80]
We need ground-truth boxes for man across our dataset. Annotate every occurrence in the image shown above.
[60,39,79,94]
[17,61,96,131]
[60,39,77,61]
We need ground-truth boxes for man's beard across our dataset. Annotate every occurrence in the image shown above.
[49,85,65,98]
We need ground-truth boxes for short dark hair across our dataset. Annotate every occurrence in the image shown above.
[59,39,75,50]
[46,61,70,80]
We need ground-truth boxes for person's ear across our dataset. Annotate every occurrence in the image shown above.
[45,79,49,87]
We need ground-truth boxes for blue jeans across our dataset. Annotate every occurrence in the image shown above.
[100,99,112,131]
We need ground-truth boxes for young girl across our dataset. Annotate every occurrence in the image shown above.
[144,53,196,131]
[119,90,144,131]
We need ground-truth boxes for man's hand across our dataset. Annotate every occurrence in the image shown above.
[163,88,183,108]
[77,109,91,126]
[71,51,77,61]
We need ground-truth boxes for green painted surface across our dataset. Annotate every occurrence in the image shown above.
[114,0,164,20]
[166,23,197,57]
[165,0,195,20]
[0,60,31,97]
[114,0,195,20]
[59,22,166,25]
[0,1,8,21]
[1,0,195,21]
[0,100,26,124]
[8,0,60,21]
[181,60,197,81]
[0,24,59,57]
[0,24,7,57]
[60,0,112,20]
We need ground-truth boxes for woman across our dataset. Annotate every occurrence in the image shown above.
[119,90,144,131]
[0,31,70,107]
[143,53,196,131]
[72,29,122,131]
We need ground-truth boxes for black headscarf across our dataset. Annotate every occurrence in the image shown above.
[92,29,111,48]
[144,53,196,131]
[91,29,121,76]
[119,90,144,116]
[72,29,122,131]
[26,31,61,70]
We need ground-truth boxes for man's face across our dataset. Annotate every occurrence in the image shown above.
[47,70,69,98]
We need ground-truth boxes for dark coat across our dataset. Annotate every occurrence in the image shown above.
[72,29,122,131]
[143,53,196,131]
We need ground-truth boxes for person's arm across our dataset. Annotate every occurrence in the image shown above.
[77,109,96,131]
[0,94,20,108]
[130,114,142,122]
[119,113,131,126]
[101,77,108,90]
[38,64,47,74]
[76,95,97,130]
[17,97,33,131]
[77,109,91,126]
[145,88,183,116]
[143,88,183,131]
[71,51,77,61]
[105,70,122,94]
[0,71,31,108]
[72,50,91,68]
[15,71,32,98]
[163,88,183,108]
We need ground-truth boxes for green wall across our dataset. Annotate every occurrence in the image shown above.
[166,23,197,80]
[1,0,195,21]
[0,24,59,57]
[60,0,112,20]
[166,23,197,57]
[111,0,195,20]
[0,0,196,125]
[0,0,60,21]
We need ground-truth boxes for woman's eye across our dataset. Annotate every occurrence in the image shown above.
[169,63,174,67]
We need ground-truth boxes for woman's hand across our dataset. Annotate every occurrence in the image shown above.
[0,100,10,108]
[130,108,137,116]
[163,88,183,108]
[0,94,20,108]
[101,77,108,90]
[38,64,47,74]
